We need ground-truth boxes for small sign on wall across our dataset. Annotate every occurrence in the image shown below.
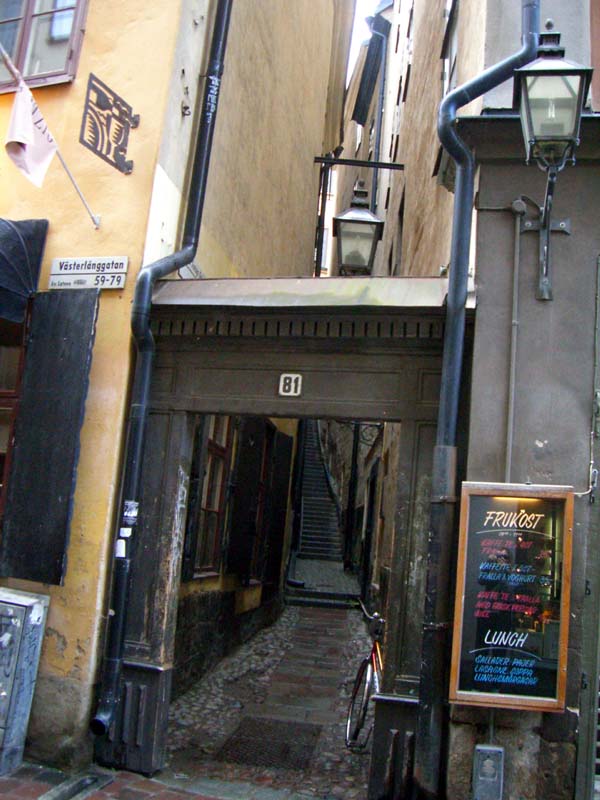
[278,373,302,397]
[449,482,573,712]
[49,256,128,290]
[79,74,139,174]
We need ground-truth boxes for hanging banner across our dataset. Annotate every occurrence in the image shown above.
[449,482,573,711]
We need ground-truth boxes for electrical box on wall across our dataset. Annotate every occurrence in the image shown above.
[472,744,504,800]
[0,588,49,775]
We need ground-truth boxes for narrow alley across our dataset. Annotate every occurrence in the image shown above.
[0,566,372,800]
[162,562,370,799]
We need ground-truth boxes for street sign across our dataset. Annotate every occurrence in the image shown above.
[49,256,128,290]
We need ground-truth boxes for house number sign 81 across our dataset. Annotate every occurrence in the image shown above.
[278,373,302,397]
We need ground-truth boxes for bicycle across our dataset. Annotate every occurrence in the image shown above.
[345,600,385,749]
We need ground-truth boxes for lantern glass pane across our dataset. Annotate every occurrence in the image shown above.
[338,221,377,268]
[525,73,581,139]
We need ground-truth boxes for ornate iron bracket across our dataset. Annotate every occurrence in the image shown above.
[520,167,571,300]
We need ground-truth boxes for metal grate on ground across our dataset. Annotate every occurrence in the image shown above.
[215,717,322,771]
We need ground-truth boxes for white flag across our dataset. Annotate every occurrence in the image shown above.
[5,77,57,187]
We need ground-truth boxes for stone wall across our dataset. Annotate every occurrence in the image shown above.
[173,590,282,698]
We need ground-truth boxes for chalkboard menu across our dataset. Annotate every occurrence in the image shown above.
[449,482,573,711]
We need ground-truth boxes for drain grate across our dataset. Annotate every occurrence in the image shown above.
[215,716,322,770]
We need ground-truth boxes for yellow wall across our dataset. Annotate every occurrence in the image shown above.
[0,0,186,765]
[0,0,352,766]
[195,0,337,280]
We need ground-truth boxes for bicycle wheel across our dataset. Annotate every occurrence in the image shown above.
[345,657,373,748]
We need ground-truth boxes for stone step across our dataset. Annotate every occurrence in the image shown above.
[301,529,341,540]
[285,595,357,610]
[302,529,341,543]
[299,539,341,549]
[298,551,342,561]
[287,586,359,603]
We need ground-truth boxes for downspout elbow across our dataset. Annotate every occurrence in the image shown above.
[438,0,539,164]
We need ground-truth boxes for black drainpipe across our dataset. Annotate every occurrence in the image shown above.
[411,2,539,797]
[90,0,233,737]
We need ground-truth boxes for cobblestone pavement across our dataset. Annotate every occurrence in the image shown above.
[0,568,372,800]
[162,604,373,799]
[293,560,359,596]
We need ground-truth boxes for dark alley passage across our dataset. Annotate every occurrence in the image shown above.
[163,602,370,799]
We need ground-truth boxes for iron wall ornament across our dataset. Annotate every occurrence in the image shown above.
[79,74,140,174]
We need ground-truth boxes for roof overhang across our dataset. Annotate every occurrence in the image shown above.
[152,276,475,313]
[456,113,600,162]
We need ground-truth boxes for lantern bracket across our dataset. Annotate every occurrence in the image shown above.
[519,167,571,301]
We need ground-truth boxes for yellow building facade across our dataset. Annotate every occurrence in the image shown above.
[0,0,353,767]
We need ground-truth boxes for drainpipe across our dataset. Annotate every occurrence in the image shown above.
[90,0,233,737]
[411,3,539,797]
[368,21,388,214]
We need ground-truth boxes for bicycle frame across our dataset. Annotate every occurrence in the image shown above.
[345,604,385,749]
[371,639,383,694]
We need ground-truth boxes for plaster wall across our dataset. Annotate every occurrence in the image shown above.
[0,0,187,765]
[194,0,338,280]
[453,157,600,799]
[143,0,212,268]
[483,0,592,111]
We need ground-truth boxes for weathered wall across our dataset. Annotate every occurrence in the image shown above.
[194,0,338,279]
[173,589,281,697]
[483,0,591,110]
[0,1,188,765]
[447,138,600,800]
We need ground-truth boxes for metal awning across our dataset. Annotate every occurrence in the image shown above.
[152,276,475,312]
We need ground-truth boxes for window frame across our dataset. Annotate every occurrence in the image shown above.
[0,0,88,94]
[441,0,459,98]
[194,415,234,577]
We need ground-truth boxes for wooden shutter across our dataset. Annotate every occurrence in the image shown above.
[226,417,265,583]
[180,416,208,582]
[0,290,99,585]
[263,431,293,594]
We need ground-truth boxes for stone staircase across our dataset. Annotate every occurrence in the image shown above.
[298,420,343,561]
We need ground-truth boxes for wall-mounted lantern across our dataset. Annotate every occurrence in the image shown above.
[332,185,384,276]
[513,27,593,299]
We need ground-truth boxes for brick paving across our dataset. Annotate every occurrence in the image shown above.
[0,582,371,800]
[0,765,225,800]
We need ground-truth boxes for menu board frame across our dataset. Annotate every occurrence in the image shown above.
[449,482,574,712]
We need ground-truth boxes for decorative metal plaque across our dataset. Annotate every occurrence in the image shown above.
[79,74,139,174]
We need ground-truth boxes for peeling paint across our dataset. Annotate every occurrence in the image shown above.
[45,627,67,655]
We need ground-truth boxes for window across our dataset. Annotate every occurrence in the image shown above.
[392,192,405,276]
[441,0,459,97]
[195,415,233,575]
[182,414,234,580]
[0,1,87,91]
[0,318,26,519]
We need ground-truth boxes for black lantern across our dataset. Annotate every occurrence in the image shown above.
[514,31,593,169]
[513,28,593,301]
[332,192,384,276]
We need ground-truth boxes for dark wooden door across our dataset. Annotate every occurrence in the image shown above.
[262,431,293,598]
[226,417,266,584]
